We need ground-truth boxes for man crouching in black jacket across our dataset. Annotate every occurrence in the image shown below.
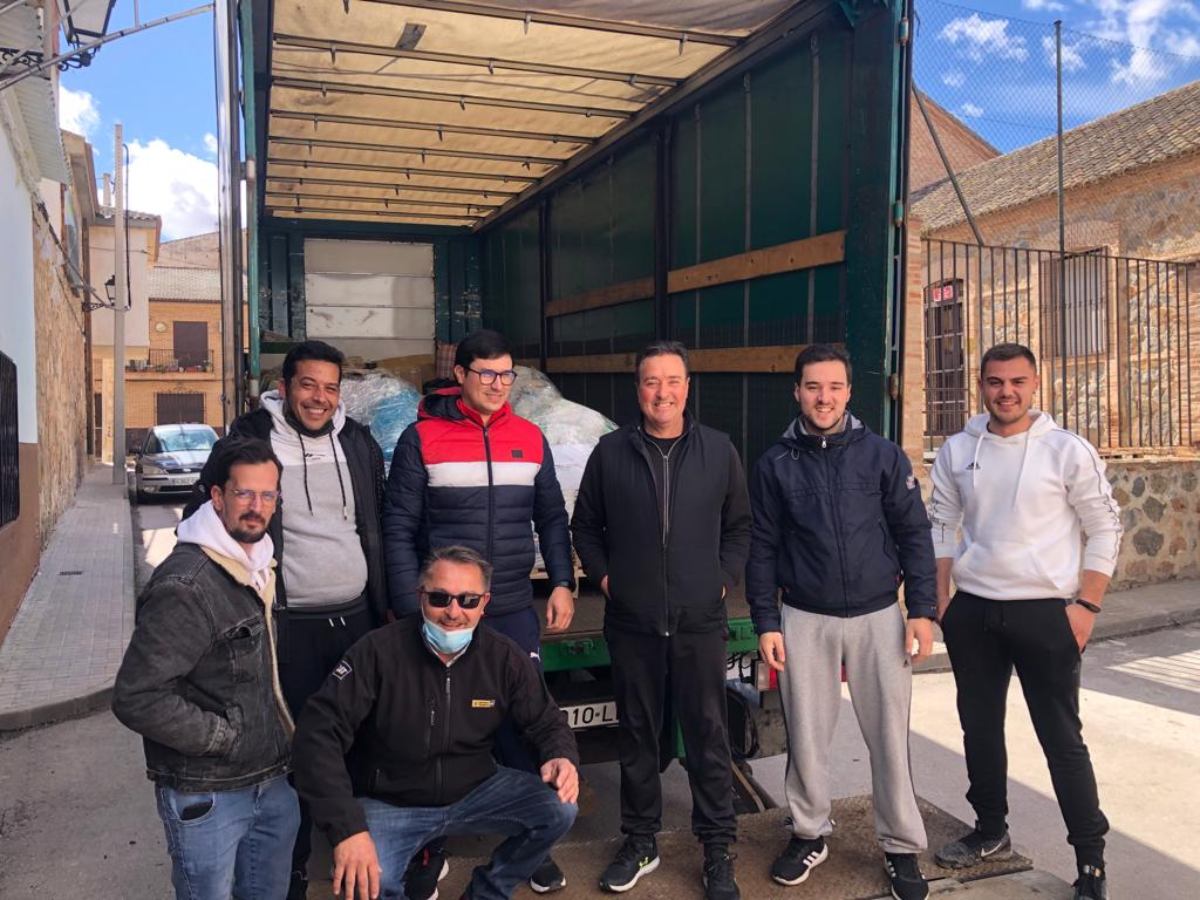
[292,546,578,900]
[571,340,751,900]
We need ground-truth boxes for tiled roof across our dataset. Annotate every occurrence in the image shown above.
[912,78,1200,233]
[148,266,221,301]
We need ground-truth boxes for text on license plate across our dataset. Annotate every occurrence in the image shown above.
[563,701,618,730]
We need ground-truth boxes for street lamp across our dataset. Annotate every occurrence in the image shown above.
[104,273,116,306]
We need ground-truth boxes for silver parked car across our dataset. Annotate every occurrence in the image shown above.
[134,423,219,501]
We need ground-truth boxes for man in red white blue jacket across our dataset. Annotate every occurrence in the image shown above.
[382,328,576,895]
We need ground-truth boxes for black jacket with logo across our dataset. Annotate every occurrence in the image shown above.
[292,617,578,847]
[570,416,752,636]
[745,414,938,634]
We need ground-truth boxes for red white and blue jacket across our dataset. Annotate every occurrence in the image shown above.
[382,388,574,617]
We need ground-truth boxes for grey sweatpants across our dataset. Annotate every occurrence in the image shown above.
[778,603,927,853]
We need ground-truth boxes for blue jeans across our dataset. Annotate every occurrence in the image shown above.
[155,774,300,900]
[363,767,577,900]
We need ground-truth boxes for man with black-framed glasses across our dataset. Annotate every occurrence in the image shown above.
[293,545,579,900]
[384,328,577,894]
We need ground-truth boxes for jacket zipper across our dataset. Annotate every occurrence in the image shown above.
[661,445,672,637]
[482,426,495,564]
[821,435,851,614]
[439,672,452,803]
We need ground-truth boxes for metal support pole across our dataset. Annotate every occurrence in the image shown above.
[112,123,127,483]
[240,0,261,394]
[1056,20,1068,424]
[912,85,983,246]
[214,0,244,422]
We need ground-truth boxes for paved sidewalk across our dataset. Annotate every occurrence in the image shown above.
[0,464,134,730]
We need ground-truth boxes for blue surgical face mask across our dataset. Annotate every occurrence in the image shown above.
[422,617,475,655]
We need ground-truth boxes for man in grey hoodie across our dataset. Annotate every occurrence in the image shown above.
[186,340,391,898]
[929,343,1122,900]
[114,438,298,900]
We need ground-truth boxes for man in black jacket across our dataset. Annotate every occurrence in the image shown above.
[292,545,579,900]
[746,344,936,900]
[571,340,751,900]
[187,339,389,898]
[114,438,298,900]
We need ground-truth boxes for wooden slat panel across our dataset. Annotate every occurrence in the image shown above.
[545,345,806,375]
[666,230,845,294]
[545,277,654,318]
[543,232,845,319]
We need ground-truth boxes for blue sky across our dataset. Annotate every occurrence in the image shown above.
[56,0,1200,237]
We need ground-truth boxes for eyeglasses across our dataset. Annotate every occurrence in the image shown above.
[420,589,486,609]
[467,367,517,386]
[228,489,280,504]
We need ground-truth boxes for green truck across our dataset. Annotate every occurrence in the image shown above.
[225,0,914,785]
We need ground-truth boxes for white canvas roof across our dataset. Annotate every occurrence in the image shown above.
[265,0,798,228]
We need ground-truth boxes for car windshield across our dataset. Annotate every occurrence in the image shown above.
[155,429,216,453]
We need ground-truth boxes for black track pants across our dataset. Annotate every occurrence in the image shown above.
[605,626,736,845]
[941,591,1108,867]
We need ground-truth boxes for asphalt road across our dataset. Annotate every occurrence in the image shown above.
[1,503,1194,898]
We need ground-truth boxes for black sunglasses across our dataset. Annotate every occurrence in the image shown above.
[421,589,486,609]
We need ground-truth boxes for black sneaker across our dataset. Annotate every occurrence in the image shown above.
[702,845,740,900]
[885,853,929,900]
[1073,864,1108,900]
[405,843,450,900]
[286,869,308,900]
[600,835,660,892]
[770,835,828,886]
[530,856,567,894]
[934,827,1013,869]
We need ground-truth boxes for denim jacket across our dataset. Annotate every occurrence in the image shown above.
[113,542,292,792]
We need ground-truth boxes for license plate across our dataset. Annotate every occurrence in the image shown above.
[562,700,618,730]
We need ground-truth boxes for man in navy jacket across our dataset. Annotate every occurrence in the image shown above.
[747,344,936,900]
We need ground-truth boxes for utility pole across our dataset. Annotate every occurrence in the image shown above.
[112,122,127,484]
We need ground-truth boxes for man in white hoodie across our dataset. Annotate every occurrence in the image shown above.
[928,343,1122,900]
[114,438,298,900]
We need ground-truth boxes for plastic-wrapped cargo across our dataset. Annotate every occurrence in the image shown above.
[338,371,421,467]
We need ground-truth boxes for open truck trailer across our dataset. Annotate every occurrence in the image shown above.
[223,0,914,789]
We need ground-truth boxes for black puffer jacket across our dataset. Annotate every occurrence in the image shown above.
[745,414,937,634]
[113,543,292,792]
[570,417,752,636]
[185,407,388,626]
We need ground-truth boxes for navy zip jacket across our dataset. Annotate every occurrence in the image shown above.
[746,413,937,634]
[382,389,574,617]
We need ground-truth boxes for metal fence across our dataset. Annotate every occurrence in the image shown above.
[922,239,1197,456]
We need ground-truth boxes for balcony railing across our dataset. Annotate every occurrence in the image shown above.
[127,349,214,373]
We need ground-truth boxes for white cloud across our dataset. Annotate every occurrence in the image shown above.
[960,102,985,118]
[203,133,218,156]
[940,14,1030,63]
[942,70,967,88]
[58,86,100,138]
[126,139,218,240]
[1086,0,1195,86]
[1042,35,1088,73]
[1023,0,1066,11]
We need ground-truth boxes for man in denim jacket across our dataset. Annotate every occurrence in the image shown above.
[114,438,298,899]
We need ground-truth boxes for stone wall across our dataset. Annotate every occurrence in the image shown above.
[33,204,88,541]
[1108,459,1200,588]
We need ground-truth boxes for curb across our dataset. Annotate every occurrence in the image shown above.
[0,686,115,733]
[915,603,1200,675]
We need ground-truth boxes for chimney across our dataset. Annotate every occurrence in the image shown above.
[102,173,112,207]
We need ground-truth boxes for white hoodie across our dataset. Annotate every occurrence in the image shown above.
[176,500,276,595]
[929,411,1122,601]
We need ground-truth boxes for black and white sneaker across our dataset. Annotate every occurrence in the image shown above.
[405,843,450,900]
[1073,864,1108,900]
[600,835,660,892]
[701,845,740,900]
[885,853,929,900]
[530,857,567,894]
[770,835,828,886]
[934,827,1013,869]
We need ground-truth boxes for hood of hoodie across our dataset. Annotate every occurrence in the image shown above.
[175,500,276,598]
[259,389,346,439]
[961,409,1057,502]
[781,412,867,448]
[418,386,511,428]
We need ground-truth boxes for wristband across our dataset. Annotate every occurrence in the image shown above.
[1074,598,1102,615]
